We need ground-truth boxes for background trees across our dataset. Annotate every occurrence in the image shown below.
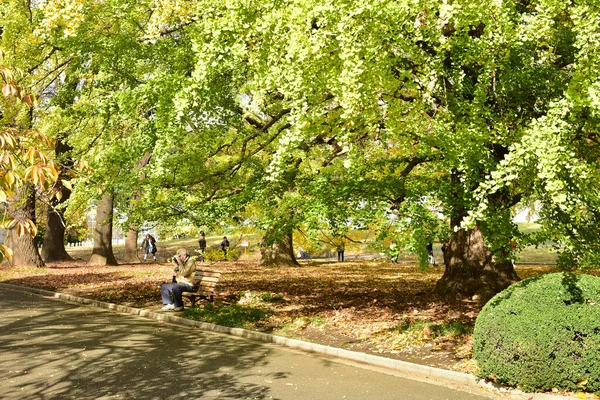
[2,0,599,301]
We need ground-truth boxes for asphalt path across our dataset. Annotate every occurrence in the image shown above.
[0,287,498,400]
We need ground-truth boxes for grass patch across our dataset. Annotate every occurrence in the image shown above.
[237,291,284,305]
[517,246,557,265]
[183,303,272,328]
[260,292,284,302]
[516,222,542,235]
[280,316,326,334]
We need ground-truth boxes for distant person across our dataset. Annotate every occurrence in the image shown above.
[441,242,450,265]
[160,248,197,311]
[221,236,230,257]
[198,231,207,262]
[141,233,157,263]
[259,236,266,256]
[426,242,436,266]
[389,243,399,264]
[297,248,310,260]
[336,241,345,262]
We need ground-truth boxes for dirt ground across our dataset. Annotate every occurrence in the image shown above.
[0,249,563,374]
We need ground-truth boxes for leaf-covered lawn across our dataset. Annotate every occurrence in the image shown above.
[0,258,566,372]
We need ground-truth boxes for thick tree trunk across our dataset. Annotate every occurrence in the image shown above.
[122,228,139,263]
[5,185,44,267]
[260,231,299,267]
[434,225,520,302]
[88,192,118,266]
[42,140,73,262]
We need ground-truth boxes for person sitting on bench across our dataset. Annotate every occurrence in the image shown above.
[160,248,197,311]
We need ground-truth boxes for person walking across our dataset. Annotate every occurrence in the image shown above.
[221,236,230,258]
[141,233,157,263]
[198,231,207,262]
[389,243,399,264]
[426,242,437,266]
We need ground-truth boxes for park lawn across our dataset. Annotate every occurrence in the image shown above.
[2,249,586,374]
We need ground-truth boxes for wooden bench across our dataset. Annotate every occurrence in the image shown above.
[182,270,222,307]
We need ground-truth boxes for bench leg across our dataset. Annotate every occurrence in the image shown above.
[190,295,197,307]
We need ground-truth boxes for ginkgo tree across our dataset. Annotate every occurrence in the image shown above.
[156,0,600,300]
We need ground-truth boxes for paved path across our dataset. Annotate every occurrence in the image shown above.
[0,287,498,400]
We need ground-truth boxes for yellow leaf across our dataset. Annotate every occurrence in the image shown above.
[0,190,6,202]
[55,190,63,201]
[28,220,37,238]
[5,171,14,185]
[22,95,33,107]
[27,148,36,164]
[62,179,73,190]
[2,84,10,97]
[1,245,13,261]
[16,222,23,237]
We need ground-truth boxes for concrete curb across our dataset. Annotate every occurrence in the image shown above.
[1,283,570,399]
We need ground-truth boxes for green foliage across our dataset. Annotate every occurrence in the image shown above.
[183,303,272,328]
[238,291,284,305]
[473,273,600,392]
[202,247,242,262]
[4,0,600,275]
[260,292,284,303]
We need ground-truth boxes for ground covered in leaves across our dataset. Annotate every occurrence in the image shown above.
[0,254,563,374]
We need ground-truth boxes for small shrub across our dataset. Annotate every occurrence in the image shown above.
[202,248,242,262]
[225,248,242,261]
[237,291,284,305]
[260,292,284,302]
[202,249,224,262]
[473,272,600,392]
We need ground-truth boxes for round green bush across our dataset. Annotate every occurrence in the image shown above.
[473,272,600,392]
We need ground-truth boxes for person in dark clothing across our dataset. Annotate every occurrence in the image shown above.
[426,242,436,266]
[336,241,345,262]
[141,234,157,263]
[221,236,230,257]
[197,231,207,262]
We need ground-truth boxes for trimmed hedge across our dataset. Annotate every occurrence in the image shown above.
[473,272,600,392]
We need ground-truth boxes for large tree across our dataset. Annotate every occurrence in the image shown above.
[160,0,600,299]
[88,192,118,266]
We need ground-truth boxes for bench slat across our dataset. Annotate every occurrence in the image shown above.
[193,276,220,283]
[182,270,221,306]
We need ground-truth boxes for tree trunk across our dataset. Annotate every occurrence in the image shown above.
[122,152,152,263]
[5,185,44,267]
[122,228,139,263]
[42,140,73,262]
[434,224,520,302]
[88,192,118,266]
[260,231,299,267]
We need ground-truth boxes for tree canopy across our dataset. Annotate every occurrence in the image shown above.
[2,0,599,295]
